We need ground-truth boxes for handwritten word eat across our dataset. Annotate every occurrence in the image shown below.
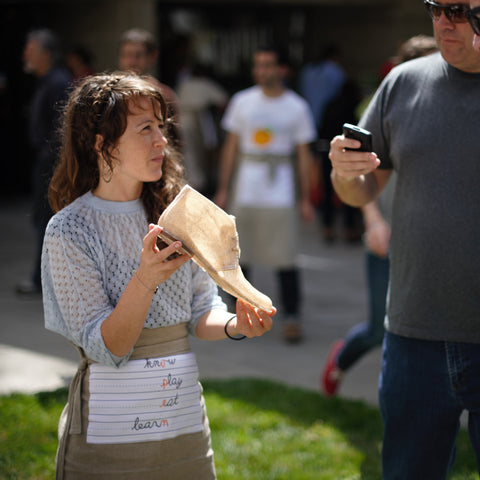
[160,393,179,408]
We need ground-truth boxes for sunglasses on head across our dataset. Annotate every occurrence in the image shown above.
[423,0,469,23]
[466,7,480,35]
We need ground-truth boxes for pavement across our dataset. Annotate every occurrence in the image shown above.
[0,195,382,406]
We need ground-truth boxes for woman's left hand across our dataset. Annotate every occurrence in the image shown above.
[228,299,276,338]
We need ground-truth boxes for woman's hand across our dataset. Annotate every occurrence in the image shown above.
[227,299,276,338]
[134,224,191,291]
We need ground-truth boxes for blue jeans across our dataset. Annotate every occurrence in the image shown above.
[337,252,389,370]
[379,332,480,479]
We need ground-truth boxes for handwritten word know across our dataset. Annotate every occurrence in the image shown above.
[144,357,177,369]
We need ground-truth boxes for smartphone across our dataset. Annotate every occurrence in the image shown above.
[156,229,192,261]
[342,123,373,152]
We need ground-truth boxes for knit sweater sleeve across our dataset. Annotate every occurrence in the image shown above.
[42,209,128,367]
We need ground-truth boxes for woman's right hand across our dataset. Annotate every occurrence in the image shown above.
[135,224,191,291]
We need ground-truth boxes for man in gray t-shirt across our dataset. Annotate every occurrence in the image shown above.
[329,1,480,478]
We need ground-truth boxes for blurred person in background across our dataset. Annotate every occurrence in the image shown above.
[299,45,362,243]
[118,28,180,149]
[215,46,316,343]
[16,28,71,295]
[177,63,228,196]
[65,44,95,81]
[118,28,177,113]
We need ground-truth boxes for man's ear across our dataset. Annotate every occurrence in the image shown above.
[94,134,104,155]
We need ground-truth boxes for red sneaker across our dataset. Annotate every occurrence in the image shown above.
[321,340,345,396]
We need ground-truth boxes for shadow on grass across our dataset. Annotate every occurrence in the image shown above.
[35,388,69,407]
[201,377,479,480]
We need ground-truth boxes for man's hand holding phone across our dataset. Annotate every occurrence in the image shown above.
[342,123,373,152]
[329,123,380,181]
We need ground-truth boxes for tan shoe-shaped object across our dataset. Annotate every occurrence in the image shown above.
[157,185,273,312]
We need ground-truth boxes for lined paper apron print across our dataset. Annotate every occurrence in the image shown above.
[86,352,204,444]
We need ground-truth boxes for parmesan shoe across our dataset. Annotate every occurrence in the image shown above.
[157,185,273,312]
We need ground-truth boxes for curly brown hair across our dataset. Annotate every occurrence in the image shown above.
[49,72,184,223]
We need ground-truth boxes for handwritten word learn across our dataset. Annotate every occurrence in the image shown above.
[144,357,176,369]
[132,417,169,431]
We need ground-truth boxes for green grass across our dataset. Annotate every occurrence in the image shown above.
[0,378,478,479]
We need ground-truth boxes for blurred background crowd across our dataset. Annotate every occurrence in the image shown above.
[0,0,433,202]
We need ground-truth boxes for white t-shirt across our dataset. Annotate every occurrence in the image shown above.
[222,86,316,207]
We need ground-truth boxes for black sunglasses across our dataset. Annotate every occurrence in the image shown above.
[466,6,480,35]
[423,0,469,23]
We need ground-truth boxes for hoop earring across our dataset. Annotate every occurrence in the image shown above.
[101,164,113,183]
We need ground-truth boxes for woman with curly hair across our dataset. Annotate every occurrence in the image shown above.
[42,72,274,479]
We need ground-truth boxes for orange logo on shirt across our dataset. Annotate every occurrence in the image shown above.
[253,128,273,146]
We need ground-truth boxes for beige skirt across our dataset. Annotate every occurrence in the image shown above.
[56,324,216,480]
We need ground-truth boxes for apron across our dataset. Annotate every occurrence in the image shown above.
[56,324,216,479]
[231,153,297,268]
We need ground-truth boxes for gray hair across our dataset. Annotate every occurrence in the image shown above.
[119,28,157,55]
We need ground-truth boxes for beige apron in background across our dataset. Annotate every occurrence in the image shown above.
[231,153,298,269]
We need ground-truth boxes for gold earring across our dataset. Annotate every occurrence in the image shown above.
[102,162,113,183]
[102,171,112,183]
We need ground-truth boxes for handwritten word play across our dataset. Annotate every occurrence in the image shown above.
[161,374,183,390]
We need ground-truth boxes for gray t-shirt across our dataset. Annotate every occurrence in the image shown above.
[359,52,480,343]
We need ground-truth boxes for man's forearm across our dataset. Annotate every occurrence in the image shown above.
[331,169,380,207]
